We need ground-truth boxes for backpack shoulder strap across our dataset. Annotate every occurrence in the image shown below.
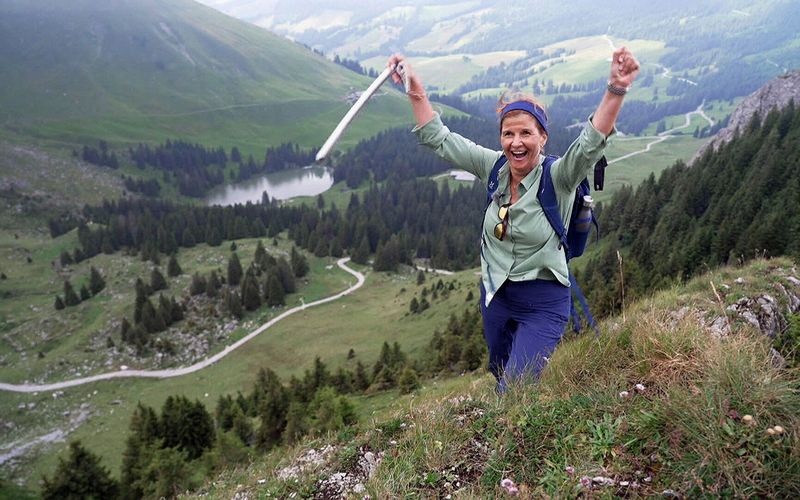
[536,155,568,252]
[486,155,507,206]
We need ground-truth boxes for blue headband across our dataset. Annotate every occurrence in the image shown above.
[500,101,549,135]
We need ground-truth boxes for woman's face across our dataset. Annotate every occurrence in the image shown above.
[500,111,548,180]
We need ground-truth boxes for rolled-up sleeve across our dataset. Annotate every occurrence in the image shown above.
[553,114,615,193]
[413,113,500,181]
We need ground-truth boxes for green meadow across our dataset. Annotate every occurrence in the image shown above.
[0,218,482,489]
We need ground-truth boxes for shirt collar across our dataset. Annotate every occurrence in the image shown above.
[501,154,544,195]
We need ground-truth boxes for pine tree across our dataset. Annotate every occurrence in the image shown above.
[230,404,254,446]
[89,266,106,295]
[290,246,309,277]
[120,403,160,500]
[228,253,243,286]
[265,273,285,307]
[120,317,132,343]
[63,280,80,306]
[353,361,370,392]
[254,240,267,268]
[284,401,308,445]
[398,366,420,394]
[416,270,426,285]
[167,254,182,277]
[276,258,296,293]
[308,387,357,435]
[226,290,244,319]
[253,368,288,450]
[189,273,206,296]
[160,395,215,460]
[352,236,370,265]
[79,284,91,301]
[206,271,220,298]
[54,296,65,310]
[41,441,119,500]
[240,273,261,311]
[150,268,167,292]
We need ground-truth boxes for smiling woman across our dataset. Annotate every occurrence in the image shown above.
[388,48,640,392]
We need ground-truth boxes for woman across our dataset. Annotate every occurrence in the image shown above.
[388,48,639,391]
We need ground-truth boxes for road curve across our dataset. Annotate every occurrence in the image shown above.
[0,258,365,394]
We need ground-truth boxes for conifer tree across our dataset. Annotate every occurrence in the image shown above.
[398,366,420,394]
[353,361,370,392]
[284,401,308,445]
[189,273,206,296]
[253,368,288,450]
[254,240,267,268]
[165,296,180,323]
[150,268,167,292]
[120,317,132,343]
[54,296,65,310]
[63,280,80,306]
[228,253,243,286]
[141,299,166,334]
[290,246,309,277]
[226,289,244,319]
[160,396,215,460]
[416,270,426,285]
[89,266,106,295]
[276,258,296,293]
[79,284,91,301]
[206,270,220,298]
[351,236,370,265]
[167,254,182,277]
[240,273,261,311]
[41,441,118,500]
[308,387,357,435]
[120,403,160,500]
[59,250,73,266]
[265,273,285,307]
[230,404,254,446]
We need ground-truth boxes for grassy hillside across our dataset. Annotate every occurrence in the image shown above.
[0,218,480,490]
[194,257,800,498]
[0,0,412,155]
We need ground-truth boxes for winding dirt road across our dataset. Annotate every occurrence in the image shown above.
[0,257,365,394]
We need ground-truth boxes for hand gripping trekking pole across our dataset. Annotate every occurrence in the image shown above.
[315,64,409,162]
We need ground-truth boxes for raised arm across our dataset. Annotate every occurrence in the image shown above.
[388,53,436,128]
[592,46,640,136]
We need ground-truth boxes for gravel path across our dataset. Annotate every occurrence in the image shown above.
[0,258,365,394]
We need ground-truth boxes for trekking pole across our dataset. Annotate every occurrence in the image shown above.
[315,64,408,162]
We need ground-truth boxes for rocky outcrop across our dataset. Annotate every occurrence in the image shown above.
[691,70,800,164]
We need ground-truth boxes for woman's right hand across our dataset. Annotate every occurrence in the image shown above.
[387,53,435,126]
[387,53,411,86]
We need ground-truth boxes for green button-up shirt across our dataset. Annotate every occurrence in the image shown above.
[413,113,613,306]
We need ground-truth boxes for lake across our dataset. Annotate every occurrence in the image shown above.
[205,165,334,206]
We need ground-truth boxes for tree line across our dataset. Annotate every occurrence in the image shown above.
[129,139,227,197]
[576,102,800,318]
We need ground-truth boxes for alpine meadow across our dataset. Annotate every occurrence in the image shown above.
[1,0,799,498]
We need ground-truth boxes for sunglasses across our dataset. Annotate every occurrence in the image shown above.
[494,203,511,240]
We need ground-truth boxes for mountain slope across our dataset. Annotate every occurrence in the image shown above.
[0,0,411,152]
[196,257,800,498]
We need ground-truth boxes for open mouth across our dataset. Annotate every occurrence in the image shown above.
[511,150,528,161]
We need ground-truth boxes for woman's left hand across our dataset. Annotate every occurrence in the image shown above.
[609,46,640,90]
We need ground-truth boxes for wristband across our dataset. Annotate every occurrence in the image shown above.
[607,81,629,96]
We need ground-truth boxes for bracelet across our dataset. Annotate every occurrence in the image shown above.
[607,81,629,96]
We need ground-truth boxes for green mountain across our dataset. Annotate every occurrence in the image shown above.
[0,0,412,153]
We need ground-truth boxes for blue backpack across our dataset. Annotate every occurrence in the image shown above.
[486,154,606,334]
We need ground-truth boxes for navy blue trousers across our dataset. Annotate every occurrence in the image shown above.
[480,279,570,392]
